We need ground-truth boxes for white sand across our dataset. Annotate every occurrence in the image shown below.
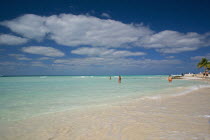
[0,88,210,140]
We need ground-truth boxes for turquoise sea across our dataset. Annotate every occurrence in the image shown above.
[0,75,209,122]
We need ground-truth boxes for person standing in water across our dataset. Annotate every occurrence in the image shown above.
[118,75,121,83]
[109,76,111,80]
[168,75,172,83]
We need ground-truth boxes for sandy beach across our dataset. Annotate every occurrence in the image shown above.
[1,0,210,139]
[1,86,210,140]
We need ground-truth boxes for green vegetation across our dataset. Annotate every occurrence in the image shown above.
[197,58,210,71]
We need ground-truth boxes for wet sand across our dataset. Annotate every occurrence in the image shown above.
[1,88,210,140]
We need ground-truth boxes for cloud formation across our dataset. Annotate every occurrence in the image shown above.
[1,14,210,53]
[137,31,210,53]
[45,14,151,47]
[165,56,175,59]
[190,53,210,60]
[54,57,181,67]
[71,47,145,57]
[22,46,65,57]
[0,15,48,40]
[1,14,152,47]
[8,54,31,60]
[101,13,111,18]
[38,57,53,60]
[0,34,28,45]
[30,61,46,67]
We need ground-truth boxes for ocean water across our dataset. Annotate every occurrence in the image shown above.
[0,75,209,122]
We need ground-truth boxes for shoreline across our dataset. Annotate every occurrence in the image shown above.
[1,87,210,140]
[1,78,210,123]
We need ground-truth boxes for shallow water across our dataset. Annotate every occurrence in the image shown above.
[0,75,209,121]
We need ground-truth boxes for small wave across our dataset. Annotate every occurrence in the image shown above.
[203,115,210,118]
[147,77,154,79]
[146,77,162,79]
[197,115,210,118]
[142,95,162,100]
[172,85,210,97]
[39,76,47,78]
[140,84,210,100]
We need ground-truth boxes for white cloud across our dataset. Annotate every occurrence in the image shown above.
[0,14,152,47]
[166,56,175,59]
[71,47,145,57]
[137,31,210,53]
[101,13,111,18]
[85,10,96,16]
[30,61,46,67]
[22,46,65,57]
[0,34,28,45]
[0,61,26,66]
[0,14,48,40]
[38,57,53,60]
[8,54,31,60]
[1,14,210,53]
[45,14,152,47]
[190,53,210,60]
[54,57,181,67]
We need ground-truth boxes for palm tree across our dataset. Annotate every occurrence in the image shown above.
[197,58,210,74]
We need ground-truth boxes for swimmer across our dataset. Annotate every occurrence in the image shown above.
[118,75,121,83]
[168,75,172,83]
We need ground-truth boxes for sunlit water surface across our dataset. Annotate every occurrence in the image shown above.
[0,75,209,121]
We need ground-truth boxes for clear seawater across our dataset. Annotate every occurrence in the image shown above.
[0,75,209,122]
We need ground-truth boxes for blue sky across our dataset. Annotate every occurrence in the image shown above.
[0,0,210,75]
